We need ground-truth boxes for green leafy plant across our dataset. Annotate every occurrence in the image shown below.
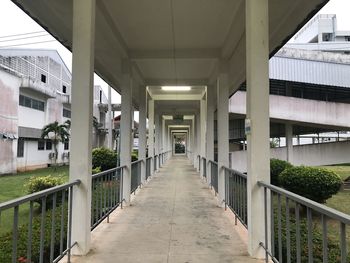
[280,166,342,203]
[92,166,102,174]
[41,121,70,165]
[270,158,293,186]
[92,147,118,171]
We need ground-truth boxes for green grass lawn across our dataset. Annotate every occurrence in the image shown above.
[0,166,69,234]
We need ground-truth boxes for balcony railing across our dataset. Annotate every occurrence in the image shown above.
[146,157,152,180]
[224,167,247,227]
[91,166,124,230]
[131,160,142,194]
[202,157,207,179]
[209,160,218,195]
[259,181,350,263]
[0,180,80,263]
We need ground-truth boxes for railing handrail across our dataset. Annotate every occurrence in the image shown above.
[131,159,143,165]
[146,156,152,161]
[92,166,125,179]
[0,179,81,211]
[208,159,218,165]
[258,180,350,225]
[223,166,247,179]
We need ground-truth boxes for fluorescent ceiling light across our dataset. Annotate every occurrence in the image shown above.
[161,86,191,91]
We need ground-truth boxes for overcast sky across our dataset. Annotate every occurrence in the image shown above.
[0,0,349,103]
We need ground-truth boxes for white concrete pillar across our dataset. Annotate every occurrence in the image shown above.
[162,117,166,162]
[107,86,113,149]
[246,0,270,258]
[155,113,160,170]
[70,0,95,255]
[148,99,155,174]
[285,123,293,164]
[200,94,207,177]
[139,86,147,184]
[206,85,215,186]
[120,61,133,204]
[217,72,229,206]
[191,117,196,165]
[195,113,201,172]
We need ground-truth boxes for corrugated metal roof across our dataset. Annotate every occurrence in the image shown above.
[270,48,350,88]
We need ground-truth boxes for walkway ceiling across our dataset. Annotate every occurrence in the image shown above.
[12,0,328,108]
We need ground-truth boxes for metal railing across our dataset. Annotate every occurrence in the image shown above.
[198,155,201,172]
[131,160,142,194]
[0,180,80,263]
[259,181,350,263]
[146,157,152,180]
[91,166,124,230]
[224,167,247,227]
[209,160,218,194]
[202,157,207,178]
[154,155,158,172]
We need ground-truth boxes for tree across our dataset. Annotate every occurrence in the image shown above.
[41,121,70,165]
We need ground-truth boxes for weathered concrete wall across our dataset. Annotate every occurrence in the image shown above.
[229,91,350,129]
[231,140,350,173]
[0,71,21,174]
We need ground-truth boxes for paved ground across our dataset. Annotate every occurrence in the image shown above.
[69,156,263,263]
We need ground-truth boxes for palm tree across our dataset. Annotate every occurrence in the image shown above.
[41,121,70,165]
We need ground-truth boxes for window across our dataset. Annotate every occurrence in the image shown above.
[62,85,67,94]
[17,138,24,157]
[19,95,45,112]
[41,74,47,83]
[38,139,45,150]
[46,140,52,150]
[345,36,350,42]
[322,33,332,42]
[64,140,69,150]
[63,108,71,118]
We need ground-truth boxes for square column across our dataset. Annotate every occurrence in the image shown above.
[148,99,155,174]
[200,94,207,177]
[162,117,166,162]
[217,72,229,206]
[138,86,147,184]
[195,113,201,172]
[246,0,270,258]
[206,85,215,186]
[70,0,95,255]
[285,123,293,163]
[107,86,113,149]
[155,113,160,170]
[120,61,133,204]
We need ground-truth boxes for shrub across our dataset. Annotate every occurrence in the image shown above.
[270,159,293,186]
[92,147,118,171]
[92,166,102,174]
[279,166,342,203]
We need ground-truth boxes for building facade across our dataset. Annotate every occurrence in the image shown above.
[0,49,109,174]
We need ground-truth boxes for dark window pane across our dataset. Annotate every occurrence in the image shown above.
[46,140,52,150]
[38,139,45,150]
[17,138,24,157]
[64,140,69,150]
[38,101,45,111]
[41,74,46,83]
[19,95,25,106]
[24,97,31,107]
[62,85,67,94]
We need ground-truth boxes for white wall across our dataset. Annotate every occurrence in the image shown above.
[231,140,350,173]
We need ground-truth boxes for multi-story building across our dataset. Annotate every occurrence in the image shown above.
[0,48,110,174]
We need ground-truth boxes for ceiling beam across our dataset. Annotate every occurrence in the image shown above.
[146,78,209,86]
[152,94,202,101]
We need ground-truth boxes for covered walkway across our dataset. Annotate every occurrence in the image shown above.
[69,156,261,263]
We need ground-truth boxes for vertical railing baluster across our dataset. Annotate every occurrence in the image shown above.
[322,214,328,263]
[264,187,268,263]
[271,192,275,258]
[27,201,33,262]
[307,208,313,263]
[39,197,46,263]
[340,222,347,263]
[50,193,57,262]
[295,203,301,263]
[12,206,19,263]
[286,197,291,263]
[277,194,282,263]
[67,186,74,263]
[60,190,66,255]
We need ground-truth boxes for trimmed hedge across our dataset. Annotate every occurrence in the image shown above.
[92,147,118,171]
[270,159,293,186]
[279,166,342,203]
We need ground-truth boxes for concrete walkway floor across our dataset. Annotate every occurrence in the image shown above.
[69,156,263,263]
